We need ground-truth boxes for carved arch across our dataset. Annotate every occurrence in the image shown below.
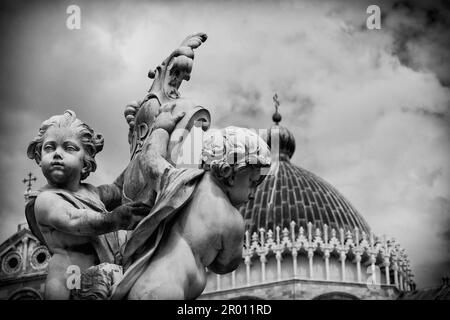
[8,287,43,300]
[312,292,359,300]
[229,295,265,300]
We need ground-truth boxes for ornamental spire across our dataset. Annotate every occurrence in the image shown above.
[23,172,37,201]
[268,93,296,160]
[272,93,282,125]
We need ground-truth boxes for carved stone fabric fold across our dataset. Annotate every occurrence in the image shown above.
[110,167,204,300]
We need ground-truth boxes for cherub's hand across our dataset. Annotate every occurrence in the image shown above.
[153,102,185,134]
[111,202,150,230]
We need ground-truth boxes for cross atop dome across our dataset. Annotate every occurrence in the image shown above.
[272,93,282,125]
[23,172,36,201]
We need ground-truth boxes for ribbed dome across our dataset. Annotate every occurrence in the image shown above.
[240,98,371,236]
[241,160,371,235]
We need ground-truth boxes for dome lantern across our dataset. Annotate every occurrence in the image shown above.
[243,94,371,237]
[267,93,296,161]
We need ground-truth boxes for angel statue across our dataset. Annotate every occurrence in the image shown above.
[111,33,272,300]
[26,33,271,300]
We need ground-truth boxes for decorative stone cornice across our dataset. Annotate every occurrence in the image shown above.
[241,221,414,292]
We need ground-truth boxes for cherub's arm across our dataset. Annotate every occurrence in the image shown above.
[208,215,245,274]
[96,103,183,205]
[34,191,149,236]
[137,103,185,193]
[97,170,125,211]
[137,128,172,194]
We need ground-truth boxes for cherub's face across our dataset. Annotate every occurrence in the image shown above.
[40,127,85,189]
[227,167,264,208]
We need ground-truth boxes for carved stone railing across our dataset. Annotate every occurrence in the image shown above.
[206,221,414,294]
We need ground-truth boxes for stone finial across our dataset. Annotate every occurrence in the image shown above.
[290,221,296,242]
[315,228,321,238]
[307,222,313,242]
[272,93,281,125]
[299,226,305,237]
[360,231,369,249]
[354,227,360,244]
[345,230,354,247]
[245,230,250,248]
[297,226,307,247]
[370,232,375,248]
[259,228,266,246]
[251,232,259,250]
[267,229,274,246]
[339,228,345,244]
[330,228,339,248]
[313,228,323,249]
[282,227,290,246]
[276,226,281,244]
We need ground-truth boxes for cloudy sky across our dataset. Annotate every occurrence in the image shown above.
[0,0,448,288]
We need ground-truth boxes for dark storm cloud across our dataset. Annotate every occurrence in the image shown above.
[0,0,133,245]
[384,0,450,87]
[0,0,448,288]
[400,106,447,119]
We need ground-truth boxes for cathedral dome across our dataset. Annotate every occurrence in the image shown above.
[202,95,414,299]
[240,104,371,236]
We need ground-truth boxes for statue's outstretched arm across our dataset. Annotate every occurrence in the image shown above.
[97,102,183,206]
[97,170,125,211]
[137,103,185,193]
[34,191,149,235]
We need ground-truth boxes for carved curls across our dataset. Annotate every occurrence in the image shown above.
[201,126,271,186]
[27,110,104,181]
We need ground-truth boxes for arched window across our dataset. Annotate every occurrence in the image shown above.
[229,295,265,300]
[30,246,50,270]
[8,288,43,300]
[2,251,23,275]
[312,292,359,300]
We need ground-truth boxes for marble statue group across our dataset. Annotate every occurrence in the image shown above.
[24,33,272,300]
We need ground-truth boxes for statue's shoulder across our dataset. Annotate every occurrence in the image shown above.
[34,187,66,207]
[193,174,236,214]
[80,183,101,196]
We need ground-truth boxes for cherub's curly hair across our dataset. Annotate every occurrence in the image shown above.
[27,110,104,180]
[201,126,271,186]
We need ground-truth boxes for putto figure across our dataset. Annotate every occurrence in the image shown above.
[112,126,271,299]
[106,32,272,299]
[25,110,150,299]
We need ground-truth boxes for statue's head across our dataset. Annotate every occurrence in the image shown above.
[27,110,104,181]
[201,126,271,207]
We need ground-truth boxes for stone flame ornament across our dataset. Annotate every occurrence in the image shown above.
[125,33,211,165]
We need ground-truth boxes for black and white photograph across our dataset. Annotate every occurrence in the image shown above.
[0,0,449,305]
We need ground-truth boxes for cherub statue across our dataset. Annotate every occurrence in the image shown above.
[100,32,271,299]
[111,126,271,299]
[25,106,187,299]
[25,110,152,300]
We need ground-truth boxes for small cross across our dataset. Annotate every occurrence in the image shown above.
[272,93,282,125]
[273,93,280,112]
[23,172,37,193]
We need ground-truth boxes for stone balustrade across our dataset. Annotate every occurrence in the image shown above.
[203,220,414,296]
